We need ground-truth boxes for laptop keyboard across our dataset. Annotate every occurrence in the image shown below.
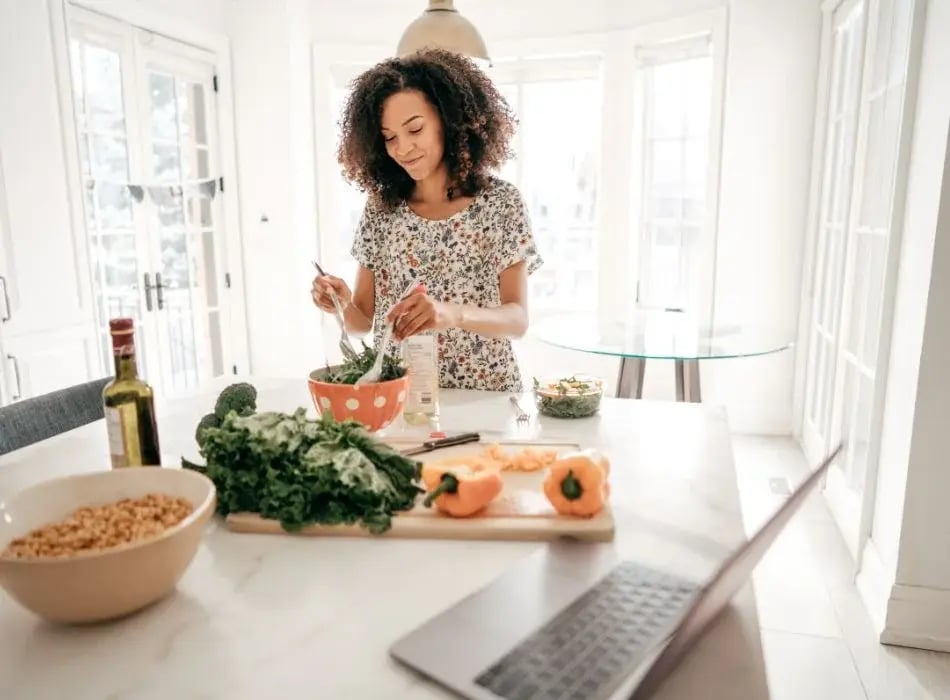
[473,561,699,700]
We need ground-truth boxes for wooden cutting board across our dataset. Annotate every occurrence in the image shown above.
[224,440,615,542]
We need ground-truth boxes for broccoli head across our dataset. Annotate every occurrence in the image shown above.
[213,382,258,420]
[195,412,220,446]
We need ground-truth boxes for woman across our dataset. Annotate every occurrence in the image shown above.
[311,48,543,392]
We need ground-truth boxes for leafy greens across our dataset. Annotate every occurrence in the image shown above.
[318,340,406,385]
[189,407,423,534]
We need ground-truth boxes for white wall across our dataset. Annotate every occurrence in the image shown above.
[310,0,821,433]
[867,0,950,585]
[896,122,950,589]
[227,0,322,380]
[708,0,820,433]
[0,0,101,401]
[854,0,950,649]
[0,0,86,333]
[111,0,231,33]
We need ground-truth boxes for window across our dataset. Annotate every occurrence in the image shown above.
[490,53,603,314]
[631,40,714,311]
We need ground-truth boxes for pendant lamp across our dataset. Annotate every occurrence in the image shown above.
[396,0,490,63]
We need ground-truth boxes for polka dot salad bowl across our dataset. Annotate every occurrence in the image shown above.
[307,367,410,432]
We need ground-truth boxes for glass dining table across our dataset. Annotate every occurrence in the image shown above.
[530,310,793,402]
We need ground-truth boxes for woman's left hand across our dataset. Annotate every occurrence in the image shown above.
[387,291,458,341]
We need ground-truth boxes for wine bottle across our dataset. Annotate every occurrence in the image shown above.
[102,317,161,468]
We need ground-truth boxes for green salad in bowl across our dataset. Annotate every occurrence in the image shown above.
[532,375,604,419]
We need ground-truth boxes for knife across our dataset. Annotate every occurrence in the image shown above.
[399,432,481,456]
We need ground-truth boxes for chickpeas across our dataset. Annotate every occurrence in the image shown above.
[1,493,193,560]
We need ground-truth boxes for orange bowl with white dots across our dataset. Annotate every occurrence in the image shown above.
[307,368,410,432]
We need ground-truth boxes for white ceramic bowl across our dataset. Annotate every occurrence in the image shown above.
[0,467,215,624]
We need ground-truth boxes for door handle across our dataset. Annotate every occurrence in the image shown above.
[155,272,167,310]
[144,272,154,311]
[6,353,21,401]
[143,272,169,312]
[0,274,10,322]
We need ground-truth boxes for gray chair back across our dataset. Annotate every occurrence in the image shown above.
[0,377,111,456]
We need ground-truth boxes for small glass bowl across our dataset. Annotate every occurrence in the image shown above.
[532,374,604,419]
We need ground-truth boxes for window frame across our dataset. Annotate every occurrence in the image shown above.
[623,10,728,328]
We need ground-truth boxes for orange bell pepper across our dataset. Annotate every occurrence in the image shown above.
[543,449,610,517]
[421,463,503,517]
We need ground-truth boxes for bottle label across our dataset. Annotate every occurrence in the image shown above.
[105,406,128,468]
[404,335,438,415]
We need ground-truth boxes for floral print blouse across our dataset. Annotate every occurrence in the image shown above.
[350,176,543,392]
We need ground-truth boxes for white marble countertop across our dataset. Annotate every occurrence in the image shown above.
[0,377,769,700]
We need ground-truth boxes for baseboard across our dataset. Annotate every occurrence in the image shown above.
[881,583,950,652]
[856,540,950,652]
[856,539,892,637]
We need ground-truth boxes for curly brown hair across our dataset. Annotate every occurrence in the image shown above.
[336,48,516,209]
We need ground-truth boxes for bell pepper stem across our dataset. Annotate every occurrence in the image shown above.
[423,473,460,508]
[561,470,583,500]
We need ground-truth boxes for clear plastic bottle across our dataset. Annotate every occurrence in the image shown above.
[402,333,440,425]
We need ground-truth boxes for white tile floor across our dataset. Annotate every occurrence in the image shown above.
[732,436,950,700]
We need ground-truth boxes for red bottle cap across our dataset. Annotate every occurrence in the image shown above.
[109,318,135,354]
[109,318,134,334]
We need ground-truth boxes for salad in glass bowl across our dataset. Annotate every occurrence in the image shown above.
[532,375,604,419]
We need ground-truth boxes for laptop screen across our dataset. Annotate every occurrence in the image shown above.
[628,444,842,699]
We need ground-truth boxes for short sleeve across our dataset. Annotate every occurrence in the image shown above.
[350,199,380,270]
[492,184,543,275]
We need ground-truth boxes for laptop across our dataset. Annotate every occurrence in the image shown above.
[390,444,842,700]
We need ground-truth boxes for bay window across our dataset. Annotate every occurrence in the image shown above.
[311,9,726,371]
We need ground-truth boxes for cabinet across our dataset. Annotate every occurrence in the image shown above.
[0,0,99,405]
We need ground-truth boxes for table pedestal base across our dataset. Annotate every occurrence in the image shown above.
[615,358,702,402]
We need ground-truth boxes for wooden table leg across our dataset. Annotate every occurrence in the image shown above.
[674,359,702,402]
[616,357,646,399]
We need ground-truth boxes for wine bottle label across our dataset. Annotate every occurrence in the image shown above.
[105,406,128,468]
[405,335,438,415]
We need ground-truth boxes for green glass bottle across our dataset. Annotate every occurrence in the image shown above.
[102,317,161,467]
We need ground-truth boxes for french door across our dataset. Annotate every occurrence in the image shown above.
[802,0,866,466]
[802,0,921,557]
[67,7,237,395]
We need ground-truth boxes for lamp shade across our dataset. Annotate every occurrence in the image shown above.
[396,0,490,62]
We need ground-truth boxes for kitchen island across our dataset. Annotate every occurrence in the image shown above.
[0,377,770,699]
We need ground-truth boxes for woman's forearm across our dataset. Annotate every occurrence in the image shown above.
[344,301,373,334]
[450,302,528,339]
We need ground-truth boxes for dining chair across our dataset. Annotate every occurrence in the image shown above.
[0,377,111,456]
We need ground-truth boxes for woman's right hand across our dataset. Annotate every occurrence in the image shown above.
[310,274,353,314]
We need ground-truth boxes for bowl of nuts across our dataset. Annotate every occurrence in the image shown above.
[0,466,215,624]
